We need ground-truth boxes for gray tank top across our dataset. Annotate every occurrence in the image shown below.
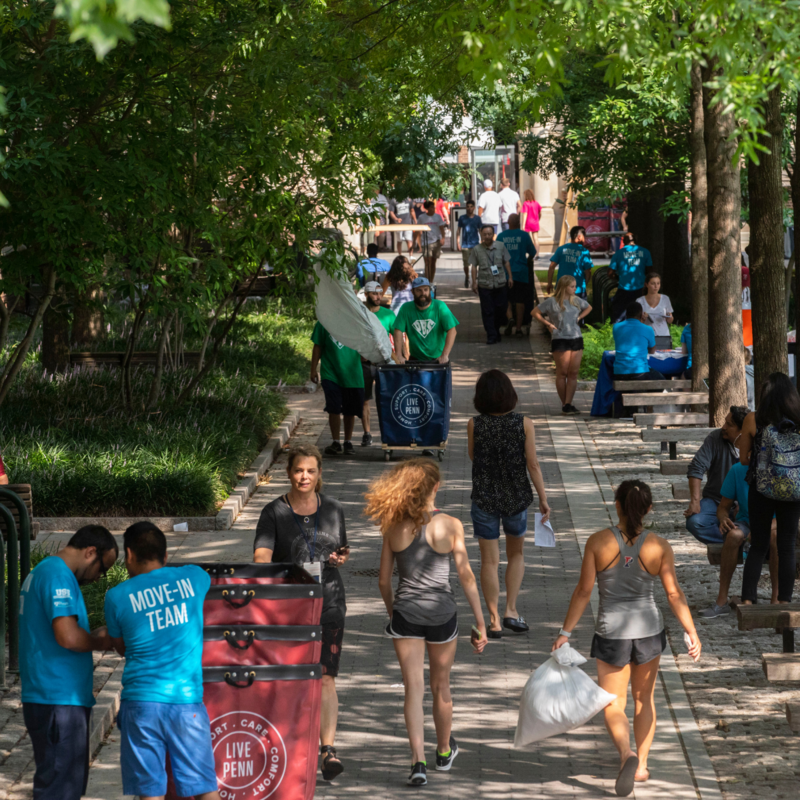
[596,526,664,639]
[392,516,457,626]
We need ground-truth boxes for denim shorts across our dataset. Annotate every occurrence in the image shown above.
[118,700,218,798]
[470,502,527,540]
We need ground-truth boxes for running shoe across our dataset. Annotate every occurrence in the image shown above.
[566,404,581,414]
[343,441,355,455]
[361,432,373,447]
[562,404,571,414]
[407,762,427,786]
[324,442,343,456]
[435,737,459,771]
[700,601,730,618]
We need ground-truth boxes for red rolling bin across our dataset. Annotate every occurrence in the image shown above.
[202,625,322,667]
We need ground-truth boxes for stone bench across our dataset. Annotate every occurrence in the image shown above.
[660,460,690,475]
[737,604,800,672]
[613,379,692,392]
[622,391,708,407]
[634,412,708,427]
[706,542,743,566]
[641,427,715,459]
[786,703,800,732]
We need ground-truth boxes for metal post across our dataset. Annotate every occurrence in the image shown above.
[0,505,17,676]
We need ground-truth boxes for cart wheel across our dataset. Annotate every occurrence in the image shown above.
[384,451,391,462]
[437,450,444,462]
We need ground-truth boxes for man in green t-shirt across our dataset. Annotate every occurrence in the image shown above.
[360,281,397,446]
[393,277,458,364]
[310,322,365,455]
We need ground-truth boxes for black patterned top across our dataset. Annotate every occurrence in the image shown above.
[471,413,533,516]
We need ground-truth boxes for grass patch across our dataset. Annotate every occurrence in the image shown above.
[1,302,313,517]
[7,544,128,629]
[580,322,684,381]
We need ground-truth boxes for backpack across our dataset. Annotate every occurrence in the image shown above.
[755,421,800,501]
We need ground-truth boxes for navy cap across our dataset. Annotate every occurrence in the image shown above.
[412,276,431,288]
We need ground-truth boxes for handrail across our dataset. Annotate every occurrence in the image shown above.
[0,488,32,673]
[0,505,14,683]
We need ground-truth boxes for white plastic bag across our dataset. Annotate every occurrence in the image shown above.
[514,644,616,747]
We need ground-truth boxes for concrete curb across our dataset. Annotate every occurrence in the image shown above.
[32,408,301,533]
[214,409,301,529]
[90,660,124,758]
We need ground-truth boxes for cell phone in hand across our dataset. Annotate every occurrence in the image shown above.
[471,625,482,646]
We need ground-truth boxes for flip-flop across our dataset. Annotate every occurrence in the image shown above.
[615,755,639,797]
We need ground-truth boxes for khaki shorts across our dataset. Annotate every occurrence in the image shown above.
[426,241,442,260]
[461,248,473,269]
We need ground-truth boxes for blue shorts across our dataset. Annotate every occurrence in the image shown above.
[470,502,527,540]
[118,700,218,798]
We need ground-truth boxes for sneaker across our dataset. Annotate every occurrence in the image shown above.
[562,404,571,414]
[343,441,355,455]
[700,602,731,618]
[407,762,427,786]
[435,737,458,771]
[566,404,581,414]
[421,449,435,457]
[504,319,515,335]
[361,432,373,447]
[324,442,343,456]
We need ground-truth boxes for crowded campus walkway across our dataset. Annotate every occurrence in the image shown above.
[7,253,795,799]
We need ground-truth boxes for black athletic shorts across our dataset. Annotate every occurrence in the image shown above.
[321,379,364,417]
[361,362,376,401]
[508,280,533,306]
[551,337,584,353]
[590,629,667,667]
[387,610,458,644]
[321,620,345,678]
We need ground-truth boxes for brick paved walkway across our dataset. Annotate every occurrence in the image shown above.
[67,252,723,799]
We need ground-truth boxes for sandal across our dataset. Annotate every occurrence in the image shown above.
[615,755,639,797]
[320,745,344,781]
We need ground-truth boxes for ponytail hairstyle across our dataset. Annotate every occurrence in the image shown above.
[286,444,323,492]
[614,479,652,534]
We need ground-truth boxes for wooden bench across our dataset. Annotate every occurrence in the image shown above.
[737,604,800,670]
[613,380,692,392]
[634,413,708,427]
[641,427,715,459]
[0,484,39,540]
[660,460,691,475]
[622,392,708,407]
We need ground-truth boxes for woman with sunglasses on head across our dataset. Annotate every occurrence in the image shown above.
[552,480,700,797]
[366,459,486,787]
[254,444,350,783]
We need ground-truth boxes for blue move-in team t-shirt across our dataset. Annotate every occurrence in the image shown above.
[356,257,391,286]
[19,556,95,707]
[496,229,537,282]
[613,318,656,375]
[105,564,211,704]
[721,463,750,527]
[551,243,594,294]
[457,214,483,249]
[610,245,653,291]
[681,324,692,368]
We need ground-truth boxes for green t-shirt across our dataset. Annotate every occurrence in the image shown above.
[373,306,397,335]
[311,322,364,388]
[393,299,459,361]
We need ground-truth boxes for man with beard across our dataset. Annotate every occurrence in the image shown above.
[360,281,397,446]
[393,277,458,365]
[19,526,118,800]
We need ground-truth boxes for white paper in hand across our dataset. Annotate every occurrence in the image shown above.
[534,513,555,548]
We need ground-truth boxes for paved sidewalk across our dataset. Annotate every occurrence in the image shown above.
[75,251,718,799]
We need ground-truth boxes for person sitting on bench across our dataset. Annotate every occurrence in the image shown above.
[701,462,778,618]
[684,406,748,545]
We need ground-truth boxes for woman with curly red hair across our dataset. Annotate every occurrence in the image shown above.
[365,459,486,787]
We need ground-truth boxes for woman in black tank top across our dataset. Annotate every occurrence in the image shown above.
[468,370,550,637]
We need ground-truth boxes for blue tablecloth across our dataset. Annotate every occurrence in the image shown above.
[591,351,689,416]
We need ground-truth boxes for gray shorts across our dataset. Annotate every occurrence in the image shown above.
[591,629,667,667]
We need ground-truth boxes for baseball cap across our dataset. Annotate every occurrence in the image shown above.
[412,277,431,289]
[484,179,493,188]
[364,281,383,292]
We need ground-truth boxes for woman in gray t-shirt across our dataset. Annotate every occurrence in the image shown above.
[532,275,592,414]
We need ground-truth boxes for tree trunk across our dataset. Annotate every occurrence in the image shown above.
[690,60,709,391]
[146,312,176,409]
[793,93,800,385]
[71,286,105,345]
[41,288,70,373]
[704,61,747,424]
[0,266,57,406]
[0,294,19,356]
[748,85,787,396]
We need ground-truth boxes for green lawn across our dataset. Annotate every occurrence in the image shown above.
[0,301,313,517]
